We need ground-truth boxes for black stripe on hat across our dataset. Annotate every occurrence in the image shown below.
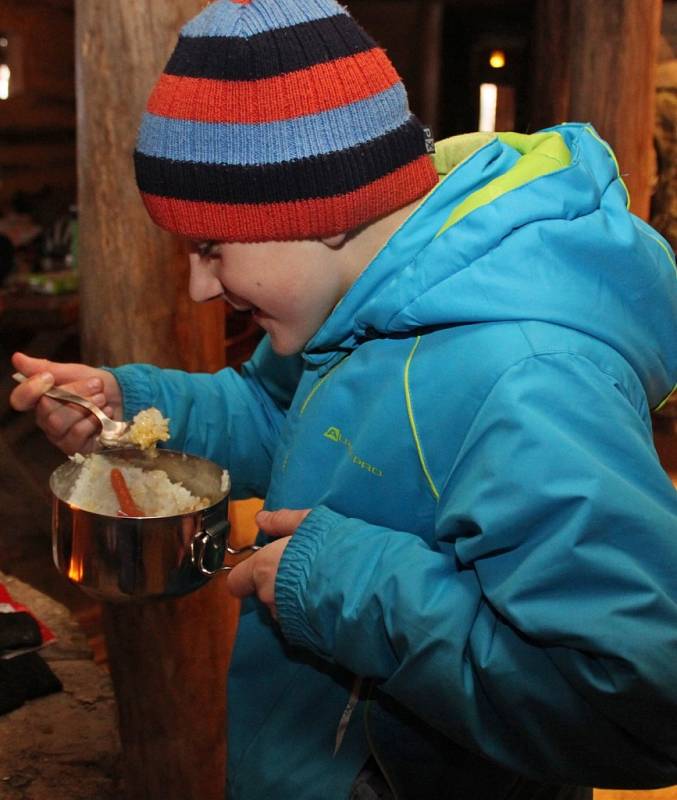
[165,14,376,81]
[134,119,428,205]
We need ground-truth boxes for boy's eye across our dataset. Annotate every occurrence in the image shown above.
[196,241,220,260]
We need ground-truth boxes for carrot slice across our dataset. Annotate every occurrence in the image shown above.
[110,467,145,517]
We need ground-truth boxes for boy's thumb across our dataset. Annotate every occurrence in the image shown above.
[12,352,74,384]
[12,352,53,377]
[255,508,310,537]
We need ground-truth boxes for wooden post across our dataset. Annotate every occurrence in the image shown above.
[529,0,572,131]
[530,0,662,219]
[75,2,234,799]
[417,1,445,136]
[75,0,225,371]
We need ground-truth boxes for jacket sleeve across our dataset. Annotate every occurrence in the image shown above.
[108,336,304,499]
[275,353,677,788]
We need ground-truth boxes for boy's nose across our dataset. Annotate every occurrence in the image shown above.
[188,256,224,303]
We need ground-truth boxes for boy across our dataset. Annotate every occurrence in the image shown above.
[10,1,677,798]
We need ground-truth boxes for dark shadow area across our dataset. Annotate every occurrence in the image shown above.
[0,317,96,617]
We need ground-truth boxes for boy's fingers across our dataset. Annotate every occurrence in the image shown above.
[36,389,104,426]
[227,537,290,614]
[53,414,102,455]
[39,398,93,440]
[10,351,105,413]
[56,377,104,396]
[11,375,103,413]
[227,557,256,598]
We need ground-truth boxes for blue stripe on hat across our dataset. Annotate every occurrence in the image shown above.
[135,118,429,204]
[136,83,410,167]
[181,0,347,38]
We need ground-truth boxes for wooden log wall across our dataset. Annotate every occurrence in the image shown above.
[0,0,75,212]
[75,2,229,799]
[530,0,663,220]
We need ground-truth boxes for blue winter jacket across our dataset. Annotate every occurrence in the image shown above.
[112,124,677,799]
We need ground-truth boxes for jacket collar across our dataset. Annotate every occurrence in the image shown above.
[302,133,508,369]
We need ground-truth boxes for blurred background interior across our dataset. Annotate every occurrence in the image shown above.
[0,2,675,799]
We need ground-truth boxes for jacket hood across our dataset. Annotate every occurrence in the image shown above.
[305,124,677,409]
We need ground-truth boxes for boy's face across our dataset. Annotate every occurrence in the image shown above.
[188,238,351,356]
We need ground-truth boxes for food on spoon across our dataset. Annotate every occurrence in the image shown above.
[67,453,213,517]
[110,467,145,517]
[122,407,171,450]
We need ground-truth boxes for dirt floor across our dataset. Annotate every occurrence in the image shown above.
[0,573,121,799]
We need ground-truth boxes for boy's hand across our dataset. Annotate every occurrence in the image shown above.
[9,351,123,455]
[227,508,310,619]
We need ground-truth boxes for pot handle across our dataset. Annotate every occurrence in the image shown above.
[191,522,260,576]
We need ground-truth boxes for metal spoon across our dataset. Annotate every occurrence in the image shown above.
[12,371,130,447]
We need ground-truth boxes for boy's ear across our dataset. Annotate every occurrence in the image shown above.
[321,232,348,248]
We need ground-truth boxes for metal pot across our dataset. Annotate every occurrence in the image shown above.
[50,448,258,602]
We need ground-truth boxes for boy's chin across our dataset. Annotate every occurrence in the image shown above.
[268,334,305,357]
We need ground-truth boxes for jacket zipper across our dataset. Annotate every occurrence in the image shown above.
[363,686,399,800]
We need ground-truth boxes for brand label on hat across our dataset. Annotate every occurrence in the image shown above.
[423,126,436,155]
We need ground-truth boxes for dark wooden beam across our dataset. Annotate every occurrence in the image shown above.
[75,2,231,799]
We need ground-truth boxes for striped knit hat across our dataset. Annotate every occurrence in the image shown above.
[134,0,438,243]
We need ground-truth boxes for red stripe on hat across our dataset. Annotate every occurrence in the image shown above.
[147,48,401,124]
[140,156,438,242]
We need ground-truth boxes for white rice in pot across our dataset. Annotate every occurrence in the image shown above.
[67,453,213,517]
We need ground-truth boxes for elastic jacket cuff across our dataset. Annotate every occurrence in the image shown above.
[275,505,345,655]
[103,364,156,421]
